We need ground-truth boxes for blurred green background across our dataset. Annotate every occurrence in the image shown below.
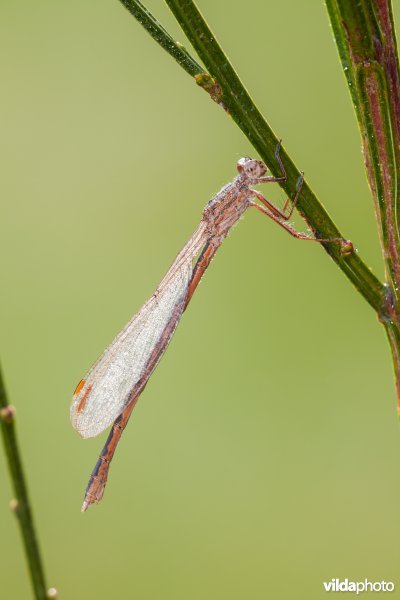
[1,1,400,598]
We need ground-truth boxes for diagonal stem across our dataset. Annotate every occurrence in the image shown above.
[0,364,50,600]
[119,0,203,76]
[118,0,386,314]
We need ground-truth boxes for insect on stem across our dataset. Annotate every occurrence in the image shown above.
[71,143,352,510]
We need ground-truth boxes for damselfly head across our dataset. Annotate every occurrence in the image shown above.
[236,157,267,180]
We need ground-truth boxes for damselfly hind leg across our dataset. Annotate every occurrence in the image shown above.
[249,163,352,254]
[250,200,353,255]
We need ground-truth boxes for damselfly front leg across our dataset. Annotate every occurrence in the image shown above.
[250,140,301,220]
[248,140,287,187]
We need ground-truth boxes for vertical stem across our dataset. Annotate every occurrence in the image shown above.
[385,322,400,408]
[0,364,49,600]
[326,1,400,294]
[325,0,400,409]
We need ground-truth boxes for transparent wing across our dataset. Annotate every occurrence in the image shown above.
[71,222,207,439]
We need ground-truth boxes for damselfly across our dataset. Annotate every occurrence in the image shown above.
[71,143,350,511]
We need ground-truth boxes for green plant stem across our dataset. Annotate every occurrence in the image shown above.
[326,0,400,299]
[0,364,49,600]
[385,321,400,406]
[325,0,400,408]
[119,0,203,76]
[120,0,386,314]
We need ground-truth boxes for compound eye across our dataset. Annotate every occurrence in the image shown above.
[236,158,247,173]
[256,161,267,177]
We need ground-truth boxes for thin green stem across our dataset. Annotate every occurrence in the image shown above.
[120,0,386,313]
[119,0,203,76]
[118,0,227,99]
[0,364,49,600]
